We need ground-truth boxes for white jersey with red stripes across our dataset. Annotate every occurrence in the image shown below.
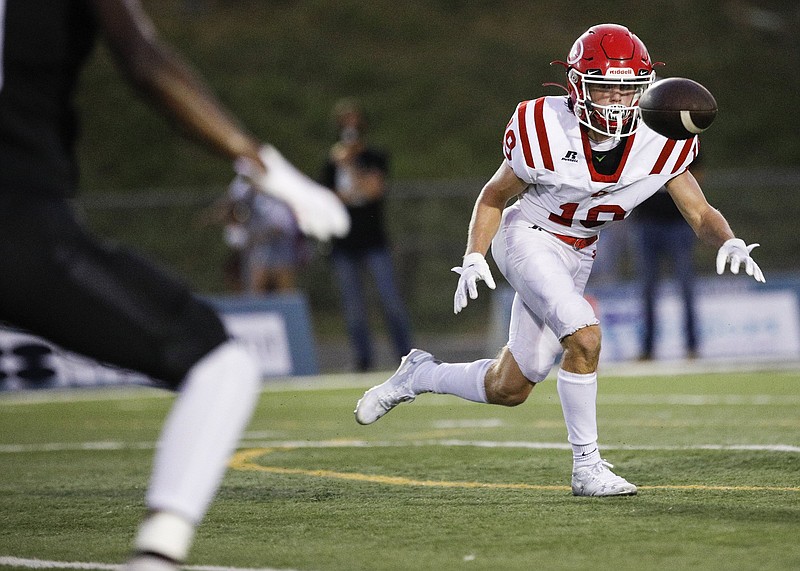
[502,95,698,239]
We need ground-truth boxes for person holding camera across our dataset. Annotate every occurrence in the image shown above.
[321,98,413,372]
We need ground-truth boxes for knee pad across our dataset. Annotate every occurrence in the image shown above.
[508,332,562,384]
[550,296,599,340]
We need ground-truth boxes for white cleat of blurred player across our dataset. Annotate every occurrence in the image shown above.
[234,145,350,242]
[123,512,192,571]
[355,349,434,425]
[122,554,179,571]
[571,460,638,497]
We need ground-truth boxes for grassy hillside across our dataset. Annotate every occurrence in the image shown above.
[76,0,799,190]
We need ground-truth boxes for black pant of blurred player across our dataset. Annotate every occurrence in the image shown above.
[0,193,262,566]
[1,1,348,567]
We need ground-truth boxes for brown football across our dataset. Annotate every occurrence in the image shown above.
[639,77,718,140]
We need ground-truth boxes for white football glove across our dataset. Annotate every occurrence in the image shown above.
[234,145,350,241]
[715,238,765,283]
[452,252,496,314]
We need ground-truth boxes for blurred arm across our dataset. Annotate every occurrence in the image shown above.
[91,0,263,168]
[352,167,386,202]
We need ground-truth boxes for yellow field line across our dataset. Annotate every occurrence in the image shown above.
[229,448,800,493]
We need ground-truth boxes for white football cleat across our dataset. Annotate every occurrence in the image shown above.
[234,145,350,242]
[125,512,192,571]
[571,460,638,497]
[354,349,434,425]
[122,554,179,571]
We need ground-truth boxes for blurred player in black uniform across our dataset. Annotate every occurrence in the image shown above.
[0,1,346,569]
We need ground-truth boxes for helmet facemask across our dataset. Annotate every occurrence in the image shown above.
[569,69,654,138]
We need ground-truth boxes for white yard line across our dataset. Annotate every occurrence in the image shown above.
[1,356,798,403]
[1,438,797,454]
[2,387,799,407]
[0,557,303,571]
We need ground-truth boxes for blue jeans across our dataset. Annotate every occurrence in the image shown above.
[633,221,698,358]
[331,247,413,370]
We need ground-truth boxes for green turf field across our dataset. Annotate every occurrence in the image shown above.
[1,367,799,570]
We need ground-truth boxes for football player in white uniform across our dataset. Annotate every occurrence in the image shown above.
[355,23,765,497]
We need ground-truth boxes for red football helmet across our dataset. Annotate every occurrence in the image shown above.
[556,24,656,138]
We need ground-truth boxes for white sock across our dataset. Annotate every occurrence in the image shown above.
[556,369,601,468]
[413,359,492,403]
[145,340,261,525]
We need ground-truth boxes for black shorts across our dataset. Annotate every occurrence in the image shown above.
[0,194,228,388]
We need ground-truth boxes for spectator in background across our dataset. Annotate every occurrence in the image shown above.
[196,188,248,293]
[321,98,413,372]
[227,176,307,294]
[631,155,705,361]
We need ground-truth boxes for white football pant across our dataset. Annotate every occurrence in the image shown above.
[491,203,599,382]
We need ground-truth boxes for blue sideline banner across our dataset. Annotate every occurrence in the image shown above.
[593,288,800,362]
[489,276,800,364]
[211,293,319,378]
[0,292,319,391]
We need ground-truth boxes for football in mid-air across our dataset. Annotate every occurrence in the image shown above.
[639,77,717,140]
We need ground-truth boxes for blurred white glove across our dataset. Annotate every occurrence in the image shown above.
[452,252,496,314]
[234,145,350,241]
[715,238,765,283]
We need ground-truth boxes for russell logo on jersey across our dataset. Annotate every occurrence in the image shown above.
[561,150,579,163]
